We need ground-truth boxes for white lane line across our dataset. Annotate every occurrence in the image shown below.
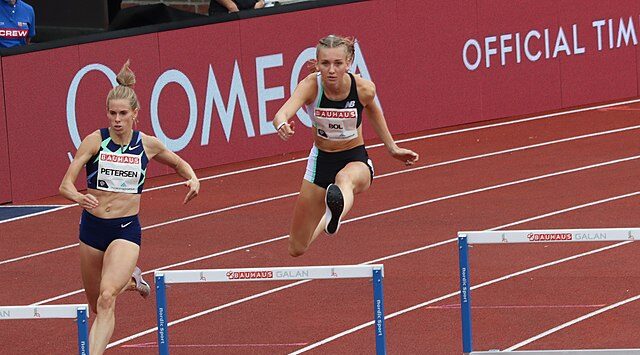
[4,98,639,223]
[1,193,295,268]
[108,190,640,350]
[504,295,640,351]
[0,243,80,266]
[107,280,313,348]
[0,204,75,224]
[290,208,640,354]
[127,98,640,192]
[290,242,634,354]
[6,123,640,266]
[28,155,640,305]
[0,205,66,208]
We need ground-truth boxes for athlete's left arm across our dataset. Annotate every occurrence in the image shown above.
[144,135,200,204]
[361,79,419,165]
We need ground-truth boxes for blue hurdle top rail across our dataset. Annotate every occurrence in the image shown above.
[154,264,386,355]
[458,228,640,354]
[0,304,89,355]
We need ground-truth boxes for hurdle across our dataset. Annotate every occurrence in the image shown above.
[154,264,386,355]
[458,228,640,354]
[0,304,89,354]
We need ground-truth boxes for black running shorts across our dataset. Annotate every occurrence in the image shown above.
[303,145,374,189]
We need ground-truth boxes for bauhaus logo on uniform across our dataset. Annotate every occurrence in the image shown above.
[99,153,140,164]
[315,108,357,119]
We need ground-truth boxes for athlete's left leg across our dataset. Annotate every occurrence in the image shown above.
[325,162,371,234]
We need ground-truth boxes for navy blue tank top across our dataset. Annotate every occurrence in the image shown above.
[86,128,149,194]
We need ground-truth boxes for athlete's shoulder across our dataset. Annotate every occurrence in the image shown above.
[76,130,102,157]
[84,129,102,142]
[301,72,319,86]
[139,131,157,144]
[354,75,376,102]
[140,132,164,152]
[295,72,320,102]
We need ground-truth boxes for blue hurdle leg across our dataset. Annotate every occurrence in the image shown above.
[76,307,89,355]
[372,267,387,355]
[155,275,170,355]
[458,235,473,354]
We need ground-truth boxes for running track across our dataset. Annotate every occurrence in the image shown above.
[2,99,640,354]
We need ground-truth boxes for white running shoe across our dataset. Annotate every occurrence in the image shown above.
[131,266,151,299]
[324,184,344,235]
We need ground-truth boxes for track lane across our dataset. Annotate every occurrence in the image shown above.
[3,101,640,259]
[6,127,640,305]
[3,102,640,354]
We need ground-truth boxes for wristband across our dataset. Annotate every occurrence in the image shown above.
[276,121,287,131]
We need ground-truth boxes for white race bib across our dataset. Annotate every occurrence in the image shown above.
[96,152,142,193]
[314,107,359,141]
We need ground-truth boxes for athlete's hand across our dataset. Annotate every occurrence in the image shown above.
[79,193,99,210]
[183,178,200,204]
[391,147,419,166]
[277,120,295,141]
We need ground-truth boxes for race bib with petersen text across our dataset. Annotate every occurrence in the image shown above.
[96,152,142,193]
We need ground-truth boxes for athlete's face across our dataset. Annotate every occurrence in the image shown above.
[316,46,351,84]
[107,99,138,134]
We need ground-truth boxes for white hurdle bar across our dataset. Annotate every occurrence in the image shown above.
[0,304,89,354]
[458,228,640,354]
[154,264,386,355]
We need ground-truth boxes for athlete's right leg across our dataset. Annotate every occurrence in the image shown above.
[79,242,104,314]
[89,239,140,355]
[288,180,326,257]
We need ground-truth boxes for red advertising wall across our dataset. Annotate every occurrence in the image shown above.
[3,0,640,202]
[0,56,9,204]
[557,0,640,106]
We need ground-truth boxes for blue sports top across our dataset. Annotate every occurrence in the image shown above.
[86,128,149,194]
[0,0,35,48]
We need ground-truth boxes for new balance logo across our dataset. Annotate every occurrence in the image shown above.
[344,101,356,108]
[121,221,133,228]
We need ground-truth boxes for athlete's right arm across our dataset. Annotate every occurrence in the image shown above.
[59,131,101,209]
[273,74,316,141]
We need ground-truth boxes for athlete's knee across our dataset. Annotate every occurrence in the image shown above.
[84,292,99,314]
[96,287,119,312]
[288,239,308,257]
[334,170,353,188]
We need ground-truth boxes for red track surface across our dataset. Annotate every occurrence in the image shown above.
[2,100,640,354]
